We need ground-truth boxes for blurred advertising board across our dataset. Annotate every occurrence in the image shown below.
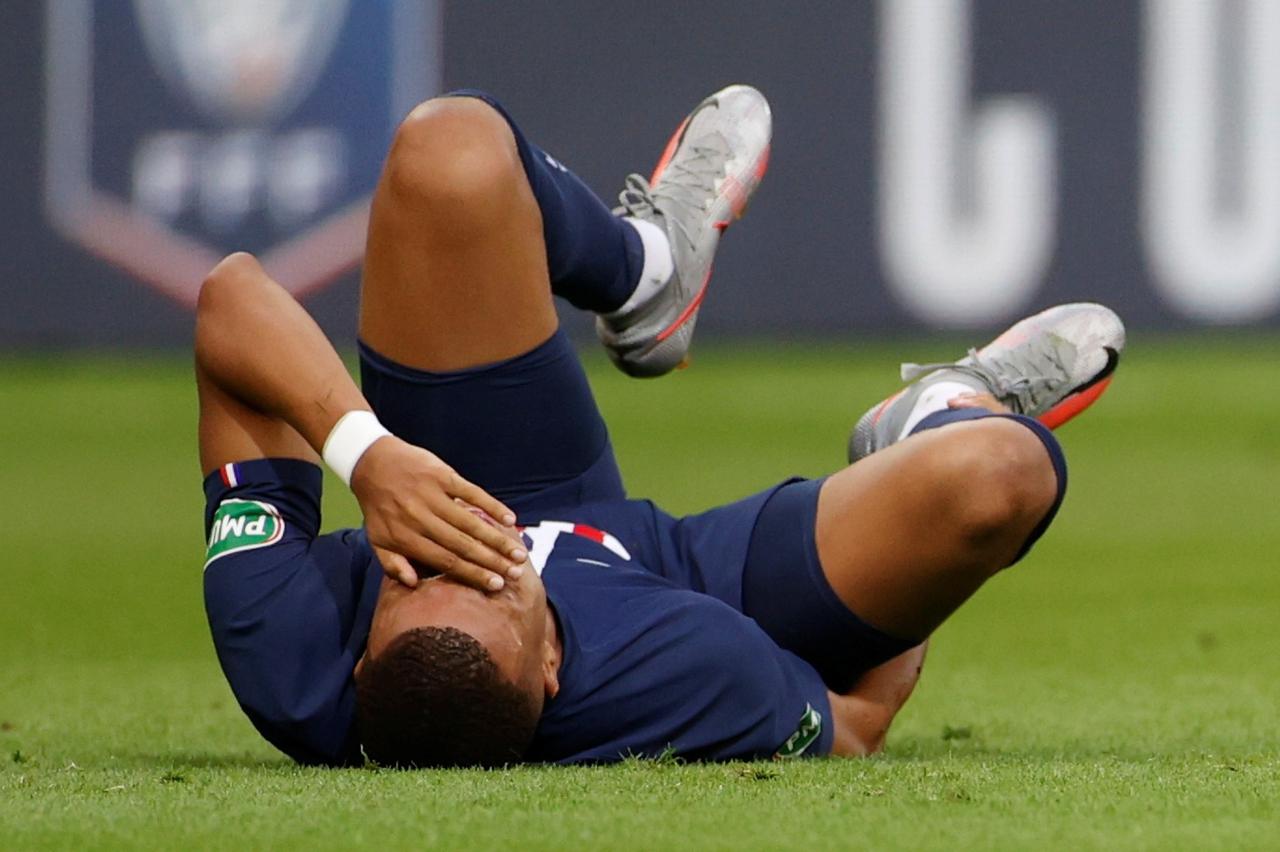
[4,0,1278,346]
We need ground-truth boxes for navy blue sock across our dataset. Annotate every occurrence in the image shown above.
[909,408,1069,563]
[448,90,644,314]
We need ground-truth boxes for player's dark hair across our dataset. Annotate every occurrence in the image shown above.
[355,625,540,768]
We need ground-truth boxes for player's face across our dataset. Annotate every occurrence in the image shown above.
[361,561,560,706]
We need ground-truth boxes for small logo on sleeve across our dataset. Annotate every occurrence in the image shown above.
[774,703,823,759]
[205,499,285,568]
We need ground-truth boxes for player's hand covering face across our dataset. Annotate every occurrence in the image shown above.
[349,435,528,591]
[364,513,554,701]
[354,551,558,768]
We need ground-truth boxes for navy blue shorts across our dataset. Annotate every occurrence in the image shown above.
[359,330,914,690]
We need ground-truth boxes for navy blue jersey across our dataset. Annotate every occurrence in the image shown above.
[203,460,832,765]
[526,527,832,762]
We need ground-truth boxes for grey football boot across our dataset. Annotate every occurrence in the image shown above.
[848,303,1125,462]
[596,84,772,378]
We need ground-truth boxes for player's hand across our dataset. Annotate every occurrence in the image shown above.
[348,436,526,591]
[947,392,1010,414]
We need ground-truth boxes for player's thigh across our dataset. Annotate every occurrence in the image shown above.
[356,92,623,514]
[739,479,918,693]
[358,93,557,373]
[815,417,1059,617]
[663,477,917,693]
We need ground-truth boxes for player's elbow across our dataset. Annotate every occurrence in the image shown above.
[840,733,885,758]
[828,695,892,758]
[198,253,261,315]
[194,253,262,364]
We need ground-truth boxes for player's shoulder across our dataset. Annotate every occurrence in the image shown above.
[534,570,827,764]
[549,562,748,663]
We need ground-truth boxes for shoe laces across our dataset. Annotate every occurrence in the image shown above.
[614,140,729,249]
[615,174,659,219]
[899,336,1077,415]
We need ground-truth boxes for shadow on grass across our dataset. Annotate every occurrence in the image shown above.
[110,750,293,771]
[881,734,1269,767]
[105,738,1275,778]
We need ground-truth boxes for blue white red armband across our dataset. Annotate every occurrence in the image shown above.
[322,410,391,486]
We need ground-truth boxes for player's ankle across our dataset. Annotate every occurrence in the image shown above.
[606,217,673,319]
[898,379,982,440]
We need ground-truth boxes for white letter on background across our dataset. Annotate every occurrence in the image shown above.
[878,0,1056,326]
[1144,0,1280,321]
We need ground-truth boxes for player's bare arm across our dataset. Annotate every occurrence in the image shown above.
[195,251,528,591]
[829,642,928,756]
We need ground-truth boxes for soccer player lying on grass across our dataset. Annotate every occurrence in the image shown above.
[195,85,1123,767]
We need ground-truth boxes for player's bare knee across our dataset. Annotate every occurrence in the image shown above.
[943,420,1057,541]
[384,98,523,223]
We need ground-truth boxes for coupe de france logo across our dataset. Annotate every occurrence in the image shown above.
[44,0,441,306]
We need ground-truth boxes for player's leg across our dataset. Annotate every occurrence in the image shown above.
[670,409,1063,694]
[357,87,711,372]
[735,414,1065,695]
[355,87,769,512]
[732,304,1124,691]
[811,412,1062,639]
[355,93,624,513]
[358,84,769,371]
[591,85,771,377]
[358,95,556,373]
[807,303,1124,643]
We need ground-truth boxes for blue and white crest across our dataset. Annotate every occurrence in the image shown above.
[132,0,353,126]
[44,0,440,306]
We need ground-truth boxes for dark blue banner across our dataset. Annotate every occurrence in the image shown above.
[3,1,1278,346]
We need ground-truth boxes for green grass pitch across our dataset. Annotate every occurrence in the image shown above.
[1,337,1277,850]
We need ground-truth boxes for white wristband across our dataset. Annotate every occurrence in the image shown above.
[322,410,392,486]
